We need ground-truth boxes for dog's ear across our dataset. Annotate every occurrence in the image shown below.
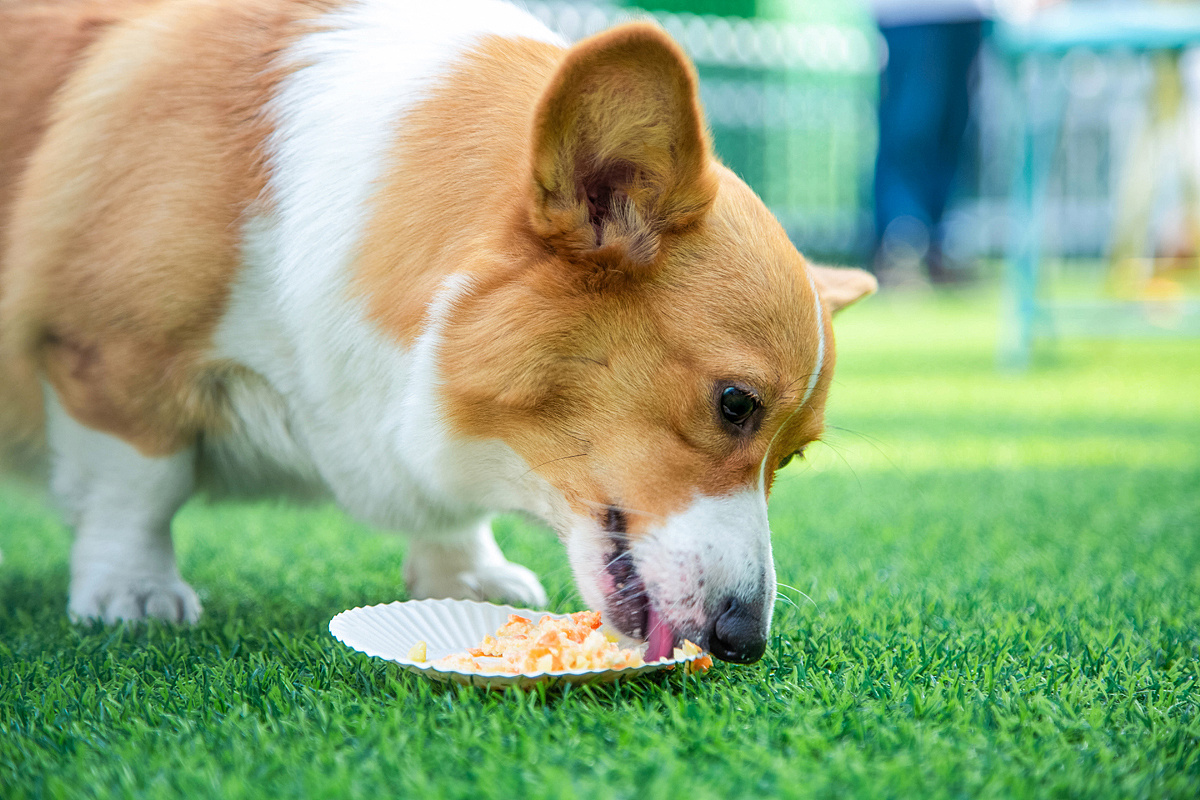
[529,22,717,271]
[807,264,878,313]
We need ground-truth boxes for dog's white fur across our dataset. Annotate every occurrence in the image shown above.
[48,391,203,621]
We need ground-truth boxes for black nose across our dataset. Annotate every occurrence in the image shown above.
[708,597,767,664]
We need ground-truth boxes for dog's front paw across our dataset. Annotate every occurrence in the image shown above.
[69,574,203,625]
[407,560,549,609]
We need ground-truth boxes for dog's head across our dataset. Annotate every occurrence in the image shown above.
[440,23,875,663]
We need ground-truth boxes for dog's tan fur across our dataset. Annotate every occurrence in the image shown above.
[0,0,162,466]
[0,0,334,462]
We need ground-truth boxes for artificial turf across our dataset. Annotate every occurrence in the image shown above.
[1,288,1198,799]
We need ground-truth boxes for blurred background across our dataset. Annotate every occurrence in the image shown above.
[525,0,1200,364]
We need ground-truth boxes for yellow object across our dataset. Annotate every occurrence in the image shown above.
[407,641,427,662]
[672,639,714,673]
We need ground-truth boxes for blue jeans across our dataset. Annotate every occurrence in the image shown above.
[873,20,983,271]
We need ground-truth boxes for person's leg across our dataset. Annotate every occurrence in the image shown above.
[875,22,945,267]
[874,21,982,278]
[928,20,983,279]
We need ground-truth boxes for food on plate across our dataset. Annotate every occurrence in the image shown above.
[412,610,712,675]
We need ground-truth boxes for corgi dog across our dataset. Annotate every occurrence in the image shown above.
[0,0,875,663]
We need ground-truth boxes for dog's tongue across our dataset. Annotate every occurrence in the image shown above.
[644,607,675,663]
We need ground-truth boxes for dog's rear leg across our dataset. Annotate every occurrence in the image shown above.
[403,520,548,608]
[46,396,201,624]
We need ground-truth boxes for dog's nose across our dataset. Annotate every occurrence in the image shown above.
[707,597,767,664]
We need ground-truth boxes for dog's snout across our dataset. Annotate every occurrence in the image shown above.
[707,597,767,664]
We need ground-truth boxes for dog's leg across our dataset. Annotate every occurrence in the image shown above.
[404,520,548,608]
[46,396,201,624]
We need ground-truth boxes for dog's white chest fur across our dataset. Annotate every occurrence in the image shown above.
[205,0,565,532]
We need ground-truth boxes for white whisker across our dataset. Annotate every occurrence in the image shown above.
[774,592,798,609]
[777,582,817,608]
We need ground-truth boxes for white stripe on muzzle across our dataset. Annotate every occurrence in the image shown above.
[801,269,826,407]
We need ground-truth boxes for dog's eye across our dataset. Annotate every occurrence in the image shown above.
[720,386,758,426]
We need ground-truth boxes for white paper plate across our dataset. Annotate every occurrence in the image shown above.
[329,598,704,689]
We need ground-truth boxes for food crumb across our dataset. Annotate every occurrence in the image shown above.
[674,639,714,673]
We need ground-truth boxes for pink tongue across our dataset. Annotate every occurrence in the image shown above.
[644,607,675,663]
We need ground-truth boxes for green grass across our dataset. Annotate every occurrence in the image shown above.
[2,288,1198,799]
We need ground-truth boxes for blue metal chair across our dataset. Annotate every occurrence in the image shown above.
[990,2,1200,366]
